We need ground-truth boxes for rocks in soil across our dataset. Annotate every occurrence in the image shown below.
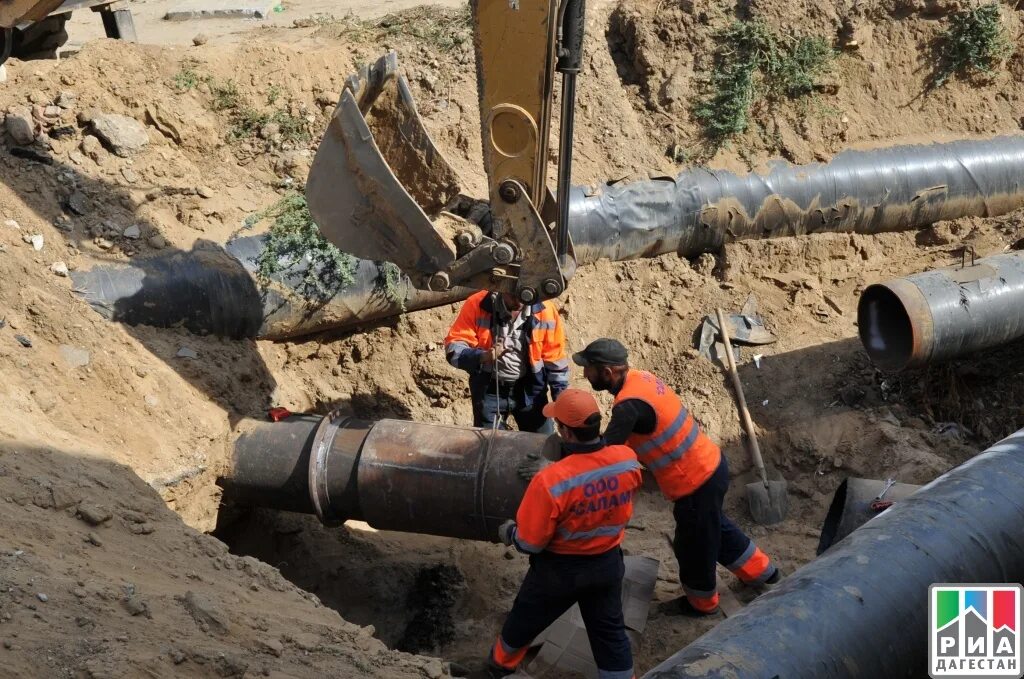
[50,261,69,277]
[56,91,77,109]
[81,135,106,163]
[5,107,37,145]
[259,638,284,657]
[122,225,142,240]
[77,503,112,526]
[60,348,91,368]
[122,595,151,618]
[14,335,32,348]
[66,191,88,216]
[692,252,716,277]
[179,590,230,634]
[193,33,209,46]
[89,114,150,157]
[148,234,167,249]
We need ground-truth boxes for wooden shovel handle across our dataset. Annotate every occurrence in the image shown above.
[716,308,769,486]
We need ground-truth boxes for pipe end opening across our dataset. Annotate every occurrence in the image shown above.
[858,285,916,372]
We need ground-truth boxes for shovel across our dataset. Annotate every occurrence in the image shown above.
[715,308,788,525]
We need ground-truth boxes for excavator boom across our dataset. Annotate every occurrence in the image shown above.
[306,0,585,303]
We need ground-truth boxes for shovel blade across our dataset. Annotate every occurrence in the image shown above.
[745,479,789,525]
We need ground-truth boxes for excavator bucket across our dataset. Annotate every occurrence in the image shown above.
[306,52,473,290]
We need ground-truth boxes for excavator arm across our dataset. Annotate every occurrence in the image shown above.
[306,0,586,303]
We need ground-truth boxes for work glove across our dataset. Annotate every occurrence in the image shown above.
[498,519,517,546]
[517,452,551,481]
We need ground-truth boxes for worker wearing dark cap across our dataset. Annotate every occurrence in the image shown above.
[486,388,642,679]
[571,338,780,616]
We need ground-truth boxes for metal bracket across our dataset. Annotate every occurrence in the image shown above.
[493,179,567,302]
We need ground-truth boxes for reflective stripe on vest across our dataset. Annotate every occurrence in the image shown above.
[549,459,641,498]
[516,445,642,556]
[615,370,720,501]
[444,292,566,376]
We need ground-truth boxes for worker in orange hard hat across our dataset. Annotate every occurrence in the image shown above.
[445,290,569,433]
[484,388,641,679]
[572,338,781,617]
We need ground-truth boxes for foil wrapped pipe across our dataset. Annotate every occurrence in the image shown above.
[72,137,1024,339]
[858,252,1024,371]
[569,136,1024,263]
[642,428,1024,679]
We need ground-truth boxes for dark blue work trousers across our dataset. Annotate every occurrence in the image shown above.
[499,547,633,677]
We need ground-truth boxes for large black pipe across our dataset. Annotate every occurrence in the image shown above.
[222,414,555,540]
[72,137,1024,339]
[642,427,1024,679]
[858,251,1024,371]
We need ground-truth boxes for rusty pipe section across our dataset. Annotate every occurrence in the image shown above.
[221,414,552,540]
[858,251,1024,371]
[642,427,1024,679]
[569,136,1024,263]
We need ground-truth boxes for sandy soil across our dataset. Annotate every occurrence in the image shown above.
[1,0,1023,676]
[65,0,467,48]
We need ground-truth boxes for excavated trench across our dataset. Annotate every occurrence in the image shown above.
[196,329,1024,674]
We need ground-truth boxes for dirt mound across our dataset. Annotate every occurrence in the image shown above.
[605,0,1024,167]
[0,0,1022,675]
[0,441,439,678]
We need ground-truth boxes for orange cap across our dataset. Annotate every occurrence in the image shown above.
[542,388,601,428]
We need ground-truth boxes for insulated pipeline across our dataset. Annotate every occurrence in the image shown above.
[71,235,471,340]
[858,251,1024,371]
[72,137,1024,339]
[222,414,554,540]
[569,136,1024,263]
[642,428,1024,679]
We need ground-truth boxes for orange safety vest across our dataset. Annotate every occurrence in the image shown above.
[513,444,643,556]
[614,369,720,501]
[444,290,568,377]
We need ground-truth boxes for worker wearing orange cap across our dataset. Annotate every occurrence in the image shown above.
[572,338,780,617]
[485,389,642,679]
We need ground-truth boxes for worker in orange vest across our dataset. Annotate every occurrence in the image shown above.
[445,290,569,433]
[573,338,780,617]
[485,389,642,679]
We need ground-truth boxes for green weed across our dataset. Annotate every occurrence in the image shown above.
[172,67,202,92]
[692,20,835,146]
[932,3,1012,88]
[251,194,358,301]
[374,261,407,309]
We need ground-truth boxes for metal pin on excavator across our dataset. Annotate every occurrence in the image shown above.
[306,0,587,304]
